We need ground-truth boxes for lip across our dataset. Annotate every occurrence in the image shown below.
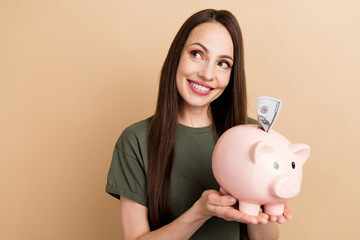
[187,79,214,96]
[188,79,214,89]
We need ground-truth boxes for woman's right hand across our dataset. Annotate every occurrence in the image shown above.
[195,189,269,224]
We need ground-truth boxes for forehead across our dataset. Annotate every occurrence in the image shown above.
[185,22,234,57]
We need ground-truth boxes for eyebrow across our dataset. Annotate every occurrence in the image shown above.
[189,42,234,62]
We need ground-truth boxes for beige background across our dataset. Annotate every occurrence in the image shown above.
[1,0,359,239]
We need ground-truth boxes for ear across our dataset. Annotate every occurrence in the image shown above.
[250,141,274,163]
[290,144,311,164]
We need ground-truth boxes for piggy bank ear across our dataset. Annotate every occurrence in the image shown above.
[250,141,274,163]
[290,144,311,164]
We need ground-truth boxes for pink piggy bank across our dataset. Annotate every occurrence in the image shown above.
[212,125,310,216]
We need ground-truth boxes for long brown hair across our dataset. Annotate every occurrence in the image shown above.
[147,9,248,230]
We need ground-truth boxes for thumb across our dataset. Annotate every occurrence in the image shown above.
[207,192,237,206]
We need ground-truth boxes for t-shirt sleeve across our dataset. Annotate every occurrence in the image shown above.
[105,129,148,206]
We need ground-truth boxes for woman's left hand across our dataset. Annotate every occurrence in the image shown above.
[267,204,293,224]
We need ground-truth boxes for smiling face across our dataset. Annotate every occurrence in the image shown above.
[176,22,234,114]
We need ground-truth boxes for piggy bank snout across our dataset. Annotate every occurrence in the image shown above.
[271,177,301,199]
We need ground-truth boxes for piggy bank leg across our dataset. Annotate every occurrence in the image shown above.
[264,203,285,216]
[238,201,261,216]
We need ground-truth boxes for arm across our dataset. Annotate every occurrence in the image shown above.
[120,190,270,240]
[120,196,206,240]
[247,222,279,240]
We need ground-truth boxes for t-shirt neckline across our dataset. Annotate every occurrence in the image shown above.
[177,123,214,134]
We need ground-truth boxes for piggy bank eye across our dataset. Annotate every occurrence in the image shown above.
[273,162,279,169]
[292,162,296,169]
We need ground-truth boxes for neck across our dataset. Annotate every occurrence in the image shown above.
[178,104,212,128]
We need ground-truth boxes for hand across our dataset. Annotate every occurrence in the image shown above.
[197,189,269,224]
[267,204,293,224]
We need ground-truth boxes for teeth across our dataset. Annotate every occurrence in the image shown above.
[190,81,210,91]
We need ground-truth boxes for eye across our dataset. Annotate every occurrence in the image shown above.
[190,50,202,59]
[292,162,296,169]
[218,61,231,69]
[273,162,279,169]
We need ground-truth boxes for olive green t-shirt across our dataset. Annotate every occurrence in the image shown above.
[106,117,257,239]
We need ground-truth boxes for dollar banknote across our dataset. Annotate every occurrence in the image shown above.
[257,96,282,132]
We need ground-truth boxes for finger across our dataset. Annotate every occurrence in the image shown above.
[230,209,268,224]
[257,208,269,223]
[283,205,293,220]
[269,215,278,222]
[259,211,269,219]
[257,215,269,224]
[213,206,259,224]
[277,215,286,224]
[258,212,269,222]
[207,193,237,206]
[234,211,260,224]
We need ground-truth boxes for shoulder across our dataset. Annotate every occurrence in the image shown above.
[115,116,152,150]
[247,117,258,125]
[123,116,152,136]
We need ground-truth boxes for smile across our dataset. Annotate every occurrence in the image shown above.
[187,80,213,95]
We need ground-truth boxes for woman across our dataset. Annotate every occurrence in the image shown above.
[106,9,292,239]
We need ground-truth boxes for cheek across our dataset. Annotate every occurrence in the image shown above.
[218,73,231,89]
[176,59,191,92]
[178,57,199,77]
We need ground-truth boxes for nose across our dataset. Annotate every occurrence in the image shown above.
[271,177,301,199]
[198,62,215,81]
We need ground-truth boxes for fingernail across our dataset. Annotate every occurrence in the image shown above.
[229,197,236,204]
